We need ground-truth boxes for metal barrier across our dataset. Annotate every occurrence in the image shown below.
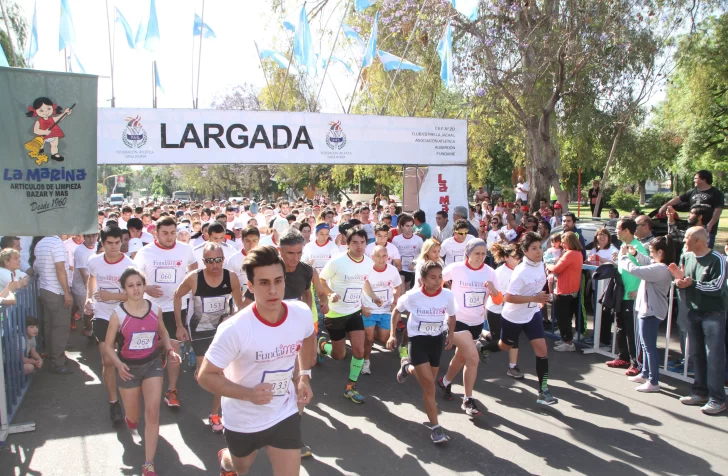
[0,280,38,444]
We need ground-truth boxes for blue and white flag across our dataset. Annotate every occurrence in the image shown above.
[342,24,365,50]
[320,55,354,75]
[361,12,378,68]
[355,0,378,12]
[451,0,478,21]
[259,49,291,69]
[437,24,453,86]
[377,50,423,72]
[28,0,38,60]
[135,21,146,48]
[193,13,216,38]
[115,8,136,49]
[69,49,85,73]
[59,0,76,51]
[282,8,298,32]
[144,0,161,53]
[0,46,9,67]
[155,63,164,93]
[293,5,317,76]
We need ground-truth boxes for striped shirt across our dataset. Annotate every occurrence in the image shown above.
[34,236,70,295]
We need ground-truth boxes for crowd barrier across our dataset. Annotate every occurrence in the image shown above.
[0,280,38,445]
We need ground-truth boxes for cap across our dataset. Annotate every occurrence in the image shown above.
[128,238,144,253]
[521,206,529,212]
[554,203,563,209]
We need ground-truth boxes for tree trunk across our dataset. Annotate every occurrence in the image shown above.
[638,180,646,205]
[594,124,625,215]
[525,124,568,212]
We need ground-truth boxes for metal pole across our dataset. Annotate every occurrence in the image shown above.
[105,0,116,107]
[328,74,347,113]
[254,41,277,110]
[314,0,352,107]
[195,0,206,109]
[276,2,305,111]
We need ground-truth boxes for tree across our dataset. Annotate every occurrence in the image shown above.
[0,0,28,67]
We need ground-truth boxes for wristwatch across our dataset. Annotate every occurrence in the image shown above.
[299,369,312,379]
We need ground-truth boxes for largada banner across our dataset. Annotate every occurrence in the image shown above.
[98,108,467,165]
[416,166,469,228]
[0,68,98,235]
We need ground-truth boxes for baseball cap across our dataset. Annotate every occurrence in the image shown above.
[554,203,563,209]
[521,206,529,212]
[128,238,144,253]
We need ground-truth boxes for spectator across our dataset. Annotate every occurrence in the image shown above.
[669,227,727,414]
[550,203,563,228]
[635,215,654,246]
[23,316,43,374]
[547,232,584,352]
[539,199,553,221]
[387,203,399,227]
[413,209,432,240]
[631,208,643,219]
[433,210,453,243]
[608,208,619,219]
[473,186,488,203]
[588,228,619,265]
[659,170,724,248]
[538,220,552,241]
[452,206,479,237]
[494,197,506,215]
[0,248,29,290]
[515,176,529,202]
[499,213,519,243]
[561,213,586,260]
[588,180,603,217]
[33,235,74,375]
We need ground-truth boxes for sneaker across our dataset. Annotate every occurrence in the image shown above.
[507,366,525,379]
[625,365,640,377]
[475,341,489,363]
[301,445,313,458]
[399,346,409,359]
[430,426,450,444]
[437,377,453,401]
[165,389,181,408]
[344,385,365,404]
[461,397,483,416]
[606,359,631,369]
[628,375,647,384]
[110,400,124,424]
[679,394,709,406]
[317,336,328,358]
[189,350,197,368]
[636,382,660,393]
[361,360,371,375]
[701,401,727,415]
[397,358,411,383]
[70,319,77,330]
[553,340,564,346]
[50,365,73,375]
[554,342,576,352]
[209,414,223,433]
[537,389,559,406]
[218,449,238,476]
[141,462,157,476]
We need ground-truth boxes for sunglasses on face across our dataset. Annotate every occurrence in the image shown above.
[455,231,468,235]
[203,257,224,264]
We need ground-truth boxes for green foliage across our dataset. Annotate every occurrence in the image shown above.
[647,192,673,208]
[0,1,28,67]
[609,189,640,211]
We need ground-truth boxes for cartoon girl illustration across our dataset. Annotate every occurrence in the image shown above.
[25,97,73,164]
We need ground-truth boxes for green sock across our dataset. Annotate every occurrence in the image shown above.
[349,357,364,382]
[323,343,333,356]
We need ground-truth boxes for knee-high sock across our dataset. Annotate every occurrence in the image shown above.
[323,343,333,356]
[537,356,549,391]
[349,357,364,382]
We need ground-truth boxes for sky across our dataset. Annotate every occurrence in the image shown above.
[18,0,355,112]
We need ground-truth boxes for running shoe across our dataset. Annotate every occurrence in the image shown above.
[70,319,77,330]
[189,350,197,368]
[679,394,709,406]
[437,377,453,401]
[553,340,564,346]
[701,401,727,415]
[461,398,483,416]
[399,346,409,359]
[507,366,525,379]
[165,389,181,408]
[209,414,223,433]
[317,336,328,358]
[554,342,576,352]
[636,382,660,393]
[625,365,640,377]
[628,374,647,384]
[110,400,124,424]
[475,341,489,363]
[74,312,82,321]
[537,389,559,406]
[301,445,313,458]
[361,360,371,375]
[606,359,631,369]
[397,358,411,383]
[430,426,450,444]
[141,462,157,476]
[344,385,366,404]
[218,449,238,476]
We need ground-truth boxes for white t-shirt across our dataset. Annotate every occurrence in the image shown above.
[205,301,314,433]
[396,287,456,338]
[71,243,96,296]
[363,264,402,314]
[391,235,423,273]
[443,261,498,325]
[320,252,373,315]
[224,249,249,295]
[258,234,280,249]
[87,253,135,321]
[193,241,237,269]
[272,214,290,236]
[140,231,154,244]
[361,222,375,241]
[440,235,474,266]
[117,217,128,229]
[364,242,401,266]
[0,268,26,291]
[64,238,82,269]
[133,241,196,312]
[501,259,547,324]
[486,263,515,313]
[515,182,529,201]
[589,245,619,263]
[499,226,517,243]
[302,239,339,270]
[486,230,500,249]
[34,236,70,294]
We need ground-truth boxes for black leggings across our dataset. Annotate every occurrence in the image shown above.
[485,310,518,351]
[554,294,578,342]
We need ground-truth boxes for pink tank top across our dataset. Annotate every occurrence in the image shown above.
[115,300,160,363]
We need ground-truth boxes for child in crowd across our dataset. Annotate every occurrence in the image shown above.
[543,234,563,329]
[23,316,43,375]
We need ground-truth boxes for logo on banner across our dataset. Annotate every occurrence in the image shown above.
[325,121,347,150]
[122,116,148,149]
[24,97,76,166]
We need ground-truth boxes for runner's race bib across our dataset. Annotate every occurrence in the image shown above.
[464,291,486,308]
[417,321,443,335]
[155,268,176,284]
[343,288,362,304]
[373,289,389,303]
[128,331,156,350]
[402,256,414,268]
[261,368,294,396]
[100,286,121,303]
[202,296,227,313]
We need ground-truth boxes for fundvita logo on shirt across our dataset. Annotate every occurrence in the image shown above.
[255,341,303,363]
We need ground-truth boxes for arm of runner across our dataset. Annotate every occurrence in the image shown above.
[392,258,402,272]
[85,274,96,314]
[445,314,456,350]
[301,286,313,309]
[197,358,273,406]
[158,306,180,364]
[386,309,402,350]
[229,273,245,311]
[296,333,315,407]
[173,273,196,342]
[103,311,132,381]
[318,276,339,302]
[362,280,383,307]
[311,270,329,314]
[505,292,549,304]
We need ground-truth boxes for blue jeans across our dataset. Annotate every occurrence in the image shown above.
[639,316,661,385]
[688,310,727,404]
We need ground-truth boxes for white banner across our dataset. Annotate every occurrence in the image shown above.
[417,166,469,230]
[97,108,467,165]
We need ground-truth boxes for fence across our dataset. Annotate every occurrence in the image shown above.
[0,279,38,445]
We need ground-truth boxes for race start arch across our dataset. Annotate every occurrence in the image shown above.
[98,108,469,222]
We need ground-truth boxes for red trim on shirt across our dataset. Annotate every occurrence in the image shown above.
[104,254,125,265]
[253,302,288,327]
[506,263,515,270]
[316,239,330,247]
[347,253,364,263]
[241,249,248,256]
[422,286,442,297]
[373,264,387,272]
[465,260,483,271]
[154,240,175,250]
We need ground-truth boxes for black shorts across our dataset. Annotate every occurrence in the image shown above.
[408,334,445,368]
[324,311,364,341]
[92,318,109,344]
[454,321,484,341]
[224,412,302,458]
[162,309,187,342]
[189,320,217,356]
[500,310,545,347]
[400,271,415,288]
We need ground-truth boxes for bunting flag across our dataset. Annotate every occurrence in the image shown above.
[293,5,317,76]
[342,24,365,50]
[281,8,298,32]
[59,0,77,51]
[377,50,423,72]
[437,24,453,87]
[259,49,291,69]
[355,0,379,12]
[361,12,378,68]
[69,49,85,73]
[28,0,38,60]
[0,46,8,67]
[321,55,354,75]
[135,21,146,48]
[193,13,216,38]
[115,8,136,49]
[144,0,161,53]
[451,0,478,21]
[155,63,164,93]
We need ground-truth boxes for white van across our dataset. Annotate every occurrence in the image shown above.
[109,193,125,206]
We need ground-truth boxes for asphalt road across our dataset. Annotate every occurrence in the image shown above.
[1,329,727,476]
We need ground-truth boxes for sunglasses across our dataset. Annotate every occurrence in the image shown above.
[454,231,468,235]
[490,221,499,224]
[203,257,224,264]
